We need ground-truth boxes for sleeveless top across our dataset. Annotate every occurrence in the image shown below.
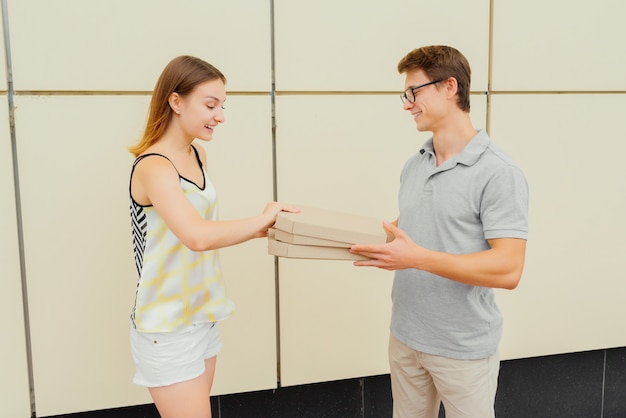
[129,146,235,333]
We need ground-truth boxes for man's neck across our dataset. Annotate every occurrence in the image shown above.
[431,113,476,165]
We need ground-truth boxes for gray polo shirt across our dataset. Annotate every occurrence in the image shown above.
[392,129,529,360]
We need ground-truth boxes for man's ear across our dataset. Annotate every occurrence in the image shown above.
[445,77,459,98]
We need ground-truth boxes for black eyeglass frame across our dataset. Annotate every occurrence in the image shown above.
[400,79,444,104]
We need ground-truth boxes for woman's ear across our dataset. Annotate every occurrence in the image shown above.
[168,92,181,114]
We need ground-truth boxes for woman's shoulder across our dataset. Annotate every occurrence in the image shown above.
[133,153,179,181]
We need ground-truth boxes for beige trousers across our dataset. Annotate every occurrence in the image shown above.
[389,334,499,418]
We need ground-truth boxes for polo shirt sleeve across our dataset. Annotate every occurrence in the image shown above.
[482,165,529,240]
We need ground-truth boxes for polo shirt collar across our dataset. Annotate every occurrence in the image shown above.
[419,129,490,168]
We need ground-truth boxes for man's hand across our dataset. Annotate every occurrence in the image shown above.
[350,221,424,270]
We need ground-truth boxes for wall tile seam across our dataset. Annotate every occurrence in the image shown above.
[2,0,36,415]
[6,90,626,96]
[8,90,272,96]
[600,349,606,417]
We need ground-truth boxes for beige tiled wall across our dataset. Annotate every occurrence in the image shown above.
[0,16,6,85]
[0,100,31,418]
[275,93,487,386]
[490,93,626,359]
[13,95,152,415]
[199,95,279,396]
[273,0,490,91]
[492,1,626,91]
[8,0,272,91]
[2,0,625,415]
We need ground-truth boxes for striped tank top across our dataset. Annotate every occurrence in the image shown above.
[129,146,234,332]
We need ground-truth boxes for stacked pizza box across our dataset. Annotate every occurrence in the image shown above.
[268,205,387,260]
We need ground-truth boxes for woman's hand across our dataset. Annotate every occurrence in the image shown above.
[259,202,300,233]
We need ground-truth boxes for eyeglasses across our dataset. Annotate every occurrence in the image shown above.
[400,79,444,104]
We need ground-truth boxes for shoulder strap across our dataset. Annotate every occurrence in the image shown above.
[132,153,181,175]
[129,153,180,200]
[189,144,204,170]
[133,152,174,168]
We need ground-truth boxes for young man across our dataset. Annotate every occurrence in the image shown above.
[350,45,529,418]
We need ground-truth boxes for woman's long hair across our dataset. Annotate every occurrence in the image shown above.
[128,56,226,157]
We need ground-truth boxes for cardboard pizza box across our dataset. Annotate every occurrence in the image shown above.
[274,205,386,245]
[267,237,369,260]
[272,228,352,248]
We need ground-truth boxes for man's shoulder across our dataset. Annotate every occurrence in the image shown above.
[482,140,523,170]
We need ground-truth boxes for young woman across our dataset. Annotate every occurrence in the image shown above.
[128,55,297,417]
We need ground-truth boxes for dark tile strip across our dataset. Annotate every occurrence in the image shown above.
[42,347,626,418]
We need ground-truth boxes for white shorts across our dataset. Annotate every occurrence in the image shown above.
[130,321,222,387]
